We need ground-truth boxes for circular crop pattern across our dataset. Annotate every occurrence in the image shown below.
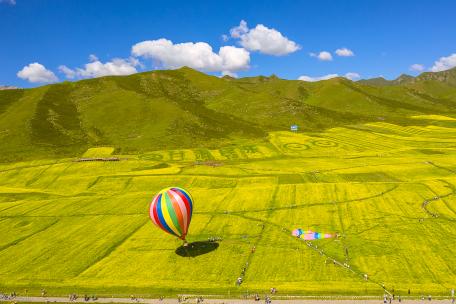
[312,140,338,147]
[283,143,310,151]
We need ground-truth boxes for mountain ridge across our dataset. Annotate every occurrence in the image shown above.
[1,66,456,162]
[358,66,456,86]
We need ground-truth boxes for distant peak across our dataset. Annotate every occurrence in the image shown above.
[357,77,393,86]
[174,66,206,74]
[394,74,414,84]
[176,66,194,71]
[397,73,413,79]
[269,74,280,80]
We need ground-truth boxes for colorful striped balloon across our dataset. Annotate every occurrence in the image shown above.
[299,232,334,240]
[292,228,314,237]
[292,228,334,240]
[149,187,193,241]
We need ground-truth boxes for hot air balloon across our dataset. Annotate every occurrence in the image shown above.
[299,232,334,240]
[149,187,193,245]
[292,228,313,237]
[292,228,334,240]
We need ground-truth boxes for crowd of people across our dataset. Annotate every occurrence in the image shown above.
[253,293,271,304]
[380,289,456,304]
[130,295,140,302]
[68,293,98,302]
[0,291,16,300]
[253,287,277,304]
[0,286,454,304]
[175,295,204,304]
[236,261,250,286]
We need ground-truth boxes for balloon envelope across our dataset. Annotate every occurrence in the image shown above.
[300,232,334,240]
[292,228,334,240]
[292,228,302,237]
[291,229,313,237]
[149,187,193,240]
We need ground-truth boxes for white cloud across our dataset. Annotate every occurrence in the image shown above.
[59,57,140,79]
[131,39,250,75]
[344,72,360,80]
[229,20,300,56]
[230,20,248,38]
[77,57,139,78]
[58,65,76,79]
[310,51,333,61]
[89,54,99,62]
[298,74,339,82]
[430,53,456,72]
[221,34,229,42]
[410,64,425,72]
[335,48,354,57]
[298,72,360,82]
[17,62,58,83]
[218,46,250,72]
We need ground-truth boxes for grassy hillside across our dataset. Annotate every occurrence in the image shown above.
[1,67,456,162]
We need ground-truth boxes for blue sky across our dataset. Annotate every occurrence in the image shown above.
[1,0,456,87]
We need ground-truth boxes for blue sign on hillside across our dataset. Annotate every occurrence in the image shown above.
[290,124,298,132]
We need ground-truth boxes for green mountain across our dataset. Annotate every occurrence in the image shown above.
[358,74,415,86]
[1,66,456,162]
[393,73,415,84]
[358,67,456,87]
[357,77,392,86]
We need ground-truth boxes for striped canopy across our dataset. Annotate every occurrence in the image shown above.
[149,187,193,240]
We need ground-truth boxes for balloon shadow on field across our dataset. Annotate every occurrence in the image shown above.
[175,241,219,257]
